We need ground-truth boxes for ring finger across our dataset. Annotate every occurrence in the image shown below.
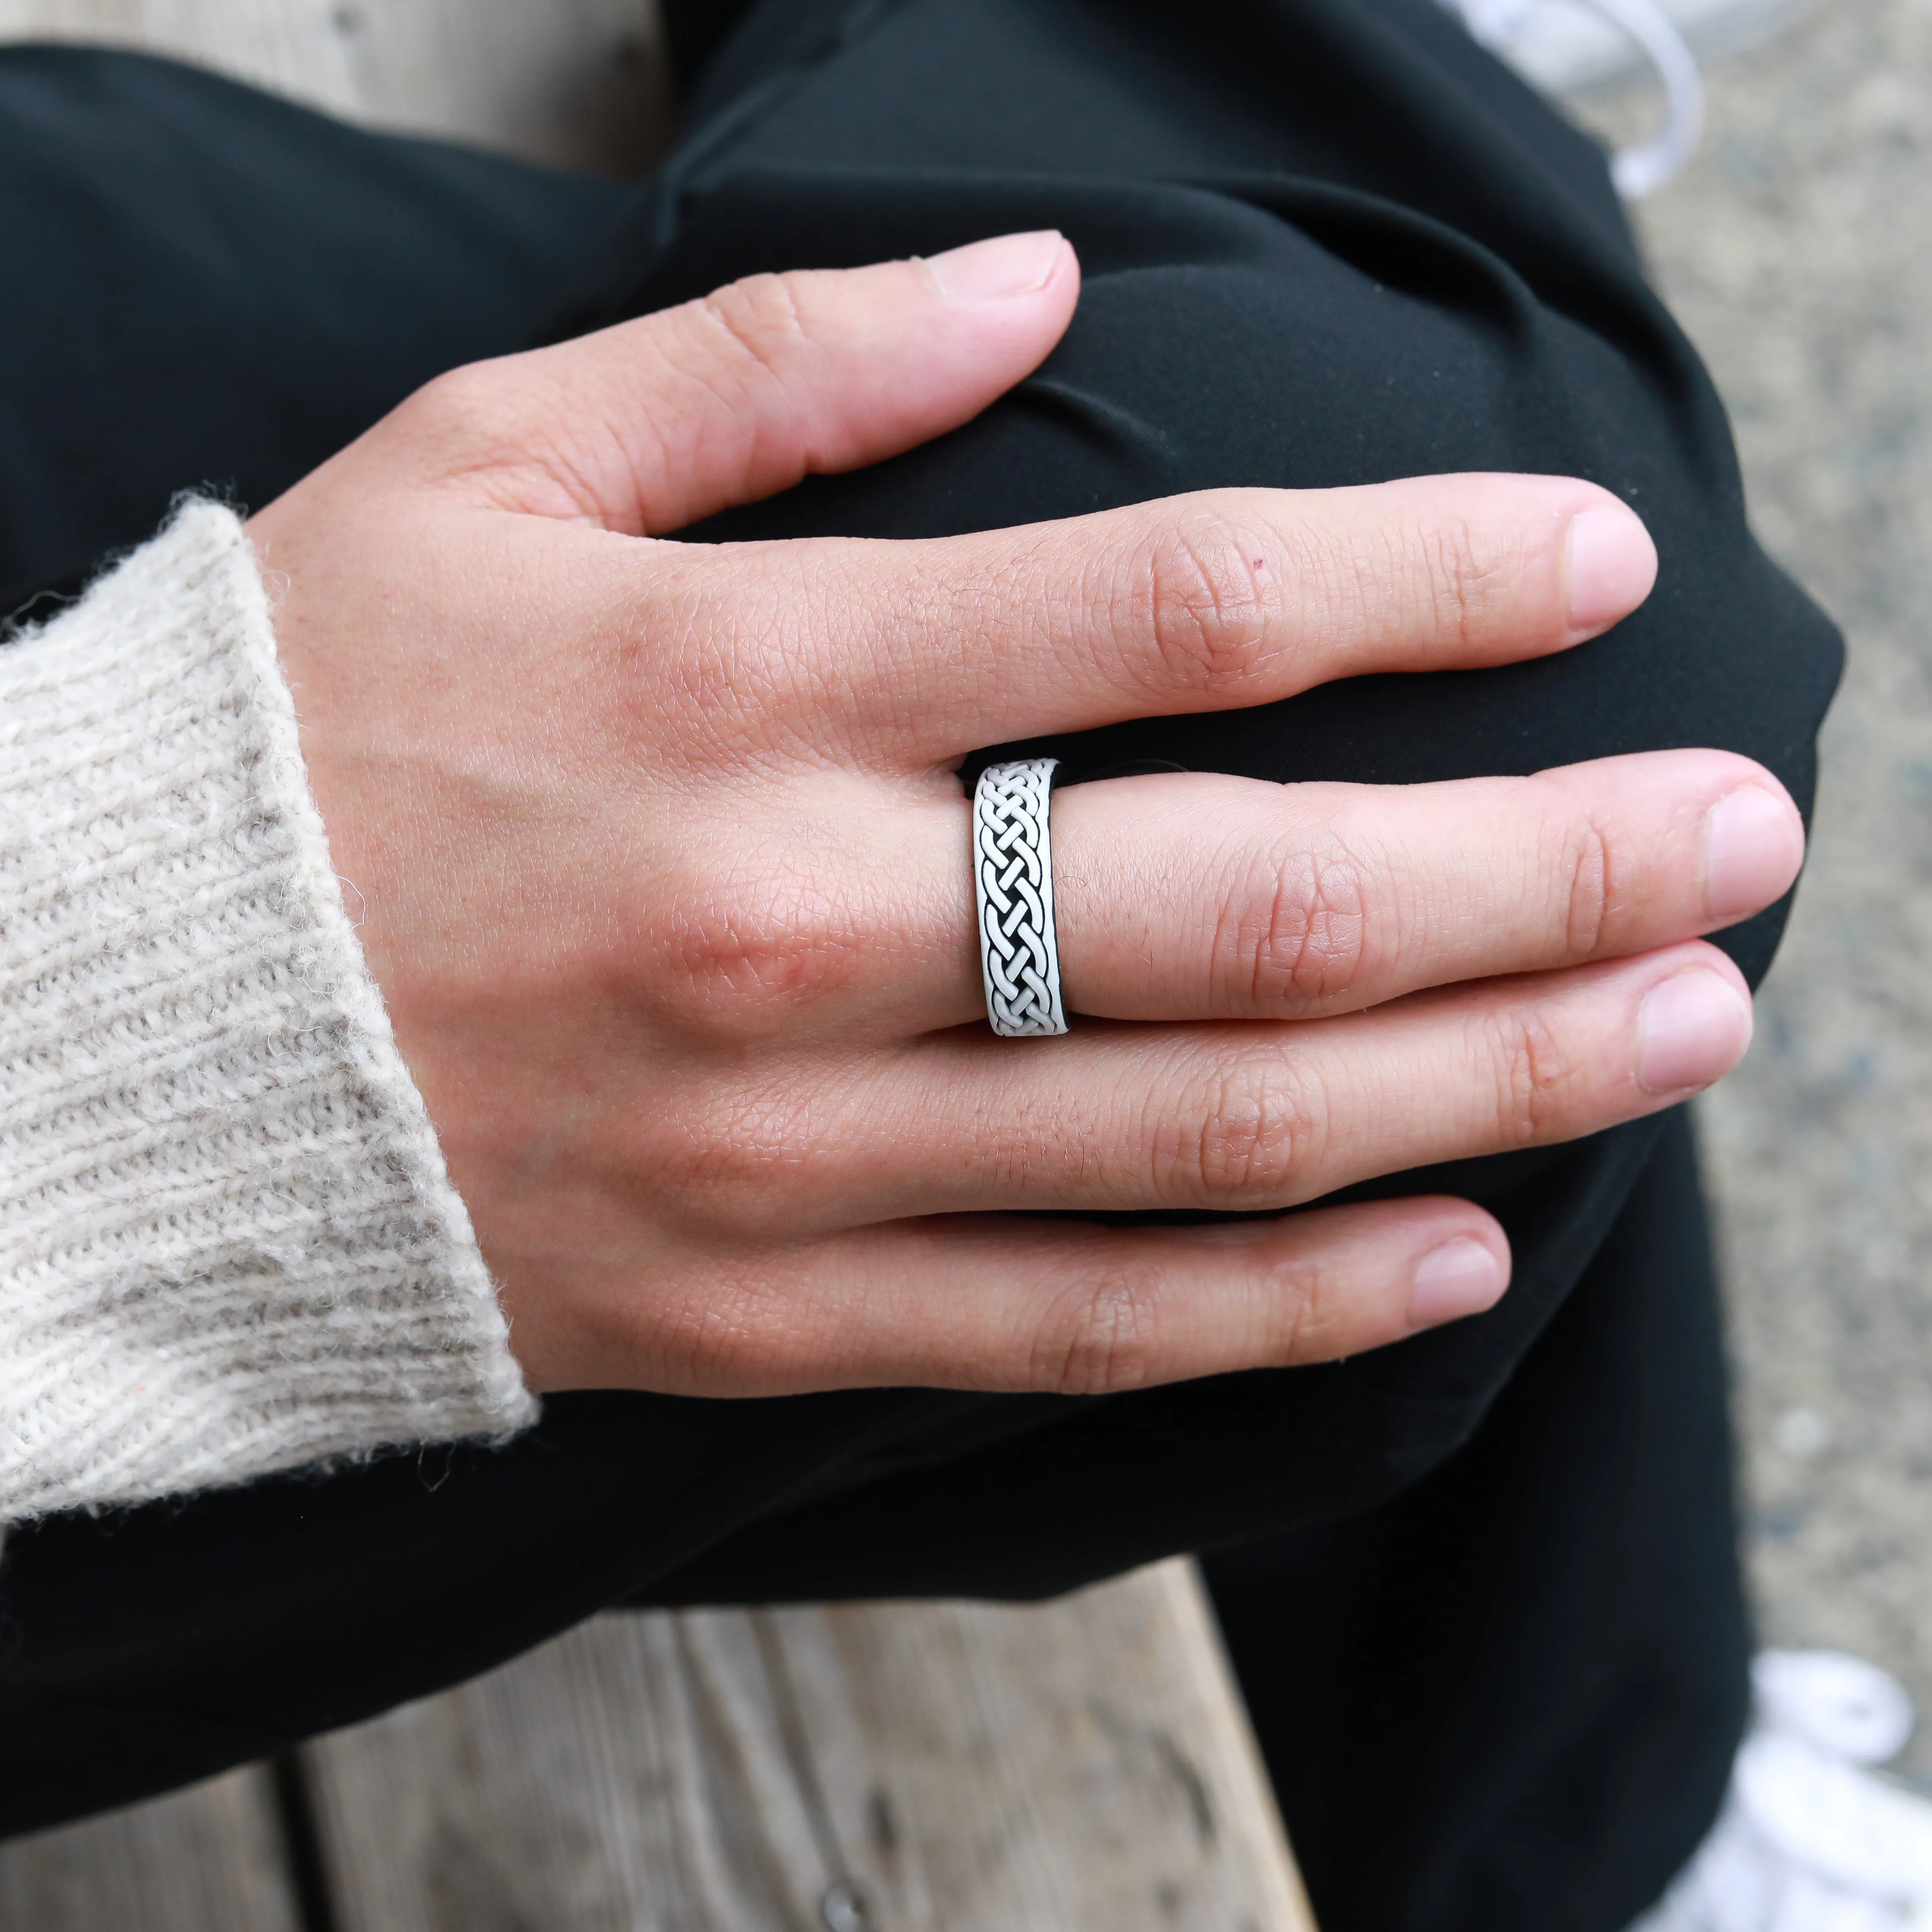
[710,750,1798,1038]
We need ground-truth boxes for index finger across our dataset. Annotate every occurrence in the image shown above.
[688,471,1656,764]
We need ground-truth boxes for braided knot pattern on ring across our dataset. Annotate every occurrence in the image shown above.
[974,758,1068,1038]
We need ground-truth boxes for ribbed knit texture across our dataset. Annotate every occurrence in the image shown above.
[0,502,536,1522]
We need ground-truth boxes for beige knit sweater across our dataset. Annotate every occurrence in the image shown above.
[0,504,536,1525]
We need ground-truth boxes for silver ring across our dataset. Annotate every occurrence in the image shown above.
[973,758,1068,1038]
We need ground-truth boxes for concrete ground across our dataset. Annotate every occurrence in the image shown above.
[1577,0,1932,1784]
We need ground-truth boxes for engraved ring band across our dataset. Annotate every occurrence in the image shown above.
[972,757,1069,1038]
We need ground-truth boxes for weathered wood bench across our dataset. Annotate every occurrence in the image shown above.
[0,6,1315,1921]
[1,1564,1313,1927]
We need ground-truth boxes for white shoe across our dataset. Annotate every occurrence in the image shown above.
[1437,0,1803,194]
[1632,1651,1932,1931]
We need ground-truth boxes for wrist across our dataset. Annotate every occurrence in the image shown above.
[0,503,534,1521]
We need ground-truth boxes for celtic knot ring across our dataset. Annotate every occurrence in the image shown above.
[973,757,1068,1038]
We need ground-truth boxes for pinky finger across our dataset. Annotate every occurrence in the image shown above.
[625,1198,1511,1399]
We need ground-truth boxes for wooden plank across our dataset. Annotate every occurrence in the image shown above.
[0,0,675,172]
[781,1560,1317,1932]
[0,1767,302,1931]
[303,1559,1318,1932]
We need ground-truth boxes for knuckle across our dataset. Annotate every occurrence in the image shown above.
[1135,512,1280,693]
[1030,1267,1164,1396]
[1160,1056,1318,1207]
[1562,816,1615,958]
[1417,511,1511,645]
[387,360,578,508]
[654,870,869,1041]
[1487,1005,1584,1144]
[407,361,500,427]
[1215,842,1373,1009]
[398,361,527,457]
[696,272,813,385]
[1259,1247,1330,1362]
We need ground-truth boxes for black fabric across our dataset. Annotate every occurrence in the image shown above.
[0,7,1838,1927]
[661,0,762,95]
[0,47,634,619]
[1206,1106,1750,1932]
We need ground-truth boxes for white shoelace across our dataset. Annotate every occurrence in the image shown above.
[1440,0,1706,194]
[1635,1652,1932,1931]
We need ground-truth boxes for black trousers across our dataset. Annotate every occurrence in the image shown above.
[0,5,1842,1928]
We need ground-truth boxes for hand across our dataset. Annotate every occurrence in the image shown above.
[247,230,1803,1399]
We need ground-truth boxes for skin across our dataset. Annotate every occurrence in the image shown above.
[246,229,1806,1400]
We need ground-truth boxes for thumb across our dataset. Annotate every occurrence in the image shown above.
[417,231,1080,535]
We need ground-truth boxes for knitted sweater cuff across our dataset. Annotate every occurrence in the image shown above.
[0,502,537,1522]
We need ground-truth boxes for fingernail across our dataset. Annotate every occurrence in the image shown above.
[924,230,1065,302]
[1408,1237,1507,1330]
[1636,969,1753,1094]
[1565,503,1656,634]
[1704,785,1804,921]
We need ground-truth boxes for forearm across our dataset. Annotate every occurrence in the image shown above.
[0,503,533,1524]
